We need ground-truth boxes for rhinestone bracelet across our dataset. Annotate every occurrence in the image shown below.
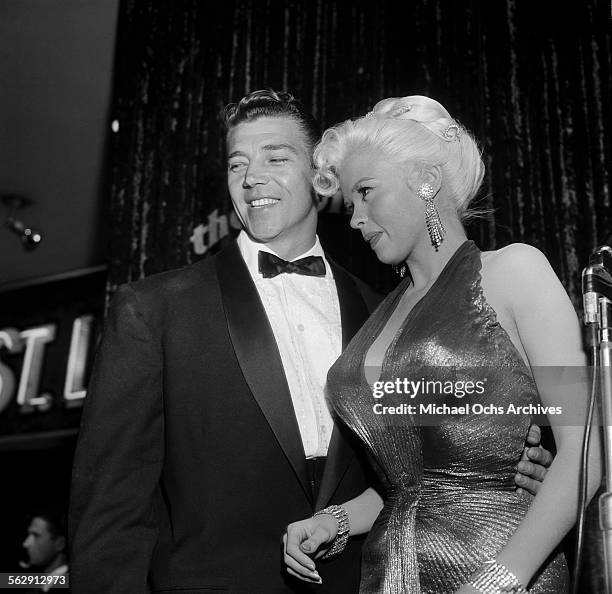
[469,559,528,593]
[313,504,350,559]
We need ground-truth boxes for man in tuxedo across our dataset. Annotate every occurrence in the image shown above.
[69,90,549,594]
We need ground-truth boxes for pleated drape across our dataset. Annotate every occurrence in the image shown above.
[107,0,610,303]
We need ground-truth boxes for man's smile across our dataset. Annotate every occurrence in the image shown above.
[248,197,281,208]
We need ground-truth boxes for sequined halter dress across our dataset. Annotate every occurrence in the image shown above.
[326,241,568,593]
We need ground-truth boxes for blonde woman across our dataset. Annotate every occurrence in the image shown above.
[284,96,601,593]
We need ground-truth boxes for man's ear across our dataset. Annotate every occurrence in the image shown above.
[53,535,66,554]
[310,187,322,207]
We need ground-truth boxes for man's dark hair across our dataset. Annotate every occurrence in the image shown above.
[28,509,67,540]
[224,89,320,154]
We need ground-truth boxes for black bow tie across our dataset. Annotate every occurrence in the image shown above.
[258,251,326,278]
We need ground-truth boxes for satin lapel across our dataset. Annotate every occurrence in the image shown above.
[328,259,370,350]
[316,260,370,509]
[216,242,312,503]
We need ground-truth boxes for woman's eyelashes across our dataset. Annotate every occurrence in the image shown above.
[356,186,373,200]
[342,185,374,212]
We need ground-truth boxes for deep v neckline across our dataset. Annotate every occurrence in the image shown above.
[362,240,474,386]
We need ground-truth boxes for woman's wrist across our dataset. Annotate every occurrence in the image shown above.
[313,505,350,558]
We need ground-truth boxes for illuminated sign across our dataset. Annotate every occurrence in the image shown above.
[0,316,94,414]
[0,267,106,438]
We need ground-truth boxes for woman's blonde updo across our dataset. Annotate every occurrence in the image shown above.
[313,95,485,220]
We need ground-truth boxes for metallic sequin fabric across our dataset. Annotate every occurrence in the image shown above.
[326,241,569,593]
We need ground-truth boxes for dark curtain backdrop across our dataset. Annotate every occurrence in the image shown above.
[106,0,610,590]
[107,0,610,302]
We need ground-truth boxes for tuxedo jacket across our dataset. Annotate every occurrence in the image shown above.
[69,240,379,594]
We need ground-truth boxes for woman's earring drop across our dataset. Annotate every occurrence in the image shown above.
[392,263,407,278]
[417,183,445,251]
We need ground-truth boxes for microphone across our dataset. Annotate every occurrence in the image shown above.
[582,246,612,348]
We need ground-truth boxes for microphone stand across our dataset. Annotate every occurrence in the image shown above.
[583,246,612,592]
[599,294,612,593]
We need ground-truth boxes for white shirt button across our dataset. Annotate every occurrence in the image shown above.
[297,323,305,332]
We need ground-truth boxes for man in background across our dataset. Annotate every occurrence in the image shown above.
[22,511,69,591]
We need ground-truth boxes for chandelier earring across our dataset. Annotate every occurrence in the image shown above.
[417,182,445,251]
[392,263,407,278]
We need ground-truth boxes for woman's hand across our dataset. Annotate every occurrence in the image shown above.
[283,514,338,584]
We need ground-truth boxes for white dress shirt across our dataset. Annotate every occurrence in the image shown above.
[41,564,68,592]
[237,231,342,458]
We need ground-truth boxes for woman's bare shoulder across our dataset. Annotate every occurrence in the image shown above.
[481,243,558,289]
[482,242,549,269]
